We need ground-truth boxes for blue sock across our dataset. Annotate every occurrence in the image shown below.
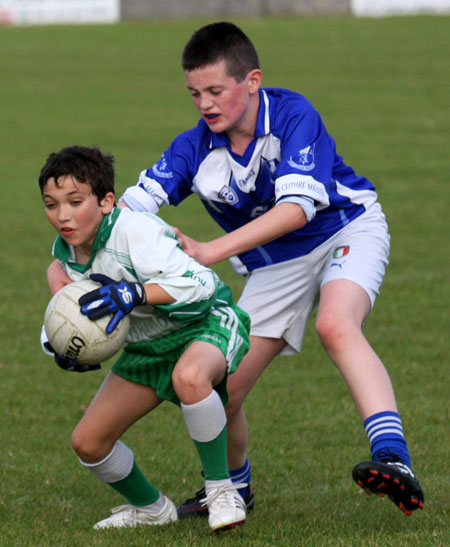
[364,411,411,467]
[230,458,251,500]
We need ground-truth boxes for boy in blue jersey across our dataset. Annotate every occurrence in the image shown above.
[48,23,424,517]
[40,145,251,532]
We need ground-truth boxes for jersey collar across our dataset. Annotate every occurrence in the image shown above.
[255,89,271,136]
[52,207,121,273]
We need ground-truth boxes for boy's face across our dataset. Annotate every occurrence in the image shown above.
[42,175,114,261]
[185,60,262,138]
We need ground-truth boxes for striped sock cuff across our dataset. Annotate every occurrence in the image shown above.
[230,458,251,485]
[364,411,411,467]
[364,411,404,445]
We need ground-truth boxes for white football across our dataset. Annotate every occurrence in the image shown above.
[44,279,130,365]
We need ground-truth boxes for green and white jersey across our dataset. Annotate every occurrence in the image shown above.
[52,208,226,342]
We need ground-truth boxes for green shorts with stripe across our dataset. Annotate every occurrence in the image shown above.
[112,302,250,406]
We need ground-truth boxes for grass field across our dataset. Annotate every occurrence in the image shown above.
[0,15,449,546]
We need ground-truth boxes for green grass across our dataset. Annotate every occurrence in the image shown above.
[0,16,449,546]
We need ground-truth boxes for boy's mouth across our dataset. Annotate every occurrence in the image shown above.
[60,227,75,236]
[205,113,220,122]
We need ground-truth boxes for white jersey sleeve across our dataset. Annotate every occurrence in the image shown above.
[107,210,218,309]
[119,170,169,213]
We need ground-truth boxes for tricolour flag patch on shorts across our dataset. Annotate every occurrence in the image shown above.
[333,245,350,258]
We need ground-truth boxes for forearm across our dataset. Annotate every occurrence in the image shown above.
[206,202,307,264]
[143,283,176,305]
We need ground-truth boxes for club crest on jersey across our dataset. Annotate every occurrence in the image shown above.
[333,246,350,258]
[151,154,173,179]
[288,144,316,172]
[237,168,256,192]
[218,185,239,204]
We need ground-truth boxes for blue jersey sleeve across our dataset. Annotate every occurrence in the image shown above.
[123,123,211,212]
[119,129,196,212]
[147,133,195,205]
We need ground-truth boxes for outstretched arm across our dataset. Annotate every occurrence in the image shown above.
[175,202,307,266]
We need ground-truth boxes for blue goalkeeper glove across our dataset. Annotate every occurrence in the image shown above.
[79,273,146,334]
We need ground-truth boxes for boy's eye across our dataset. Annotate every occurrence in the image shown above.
[44,202,55,209]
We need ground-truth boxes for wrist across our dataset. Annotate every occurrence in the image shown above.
[134,282,147,305]
[206,237,237,264]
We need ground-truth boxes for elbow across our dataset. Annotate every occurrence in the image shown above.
[282,202,308,230]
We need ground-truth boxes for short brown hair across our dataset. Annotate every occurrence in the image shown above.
[38,145,115,203]
[182,22,260,82]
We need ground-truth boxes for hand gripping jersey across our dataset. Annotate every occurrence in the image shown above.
[121,88,379,274]
[52,208,232,342]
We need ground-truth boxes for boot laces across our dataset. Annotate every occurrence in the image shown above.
[200,483,247,509]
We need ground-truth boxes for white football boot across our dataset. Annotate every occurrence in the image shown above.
[93,495,177,529]
[201,482,246,532]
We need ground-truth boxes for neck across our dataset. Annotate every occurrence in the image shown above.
[74,244,93,265]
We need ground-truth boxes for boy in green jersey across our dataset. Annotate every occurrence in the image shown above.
[39,145,250,532]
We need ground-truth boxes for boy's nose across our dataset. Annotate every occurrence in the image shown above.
[199,94,213,110]
[57,205,71,222]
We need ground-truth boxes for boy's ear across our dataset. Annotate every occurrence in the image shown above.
[100,192,115,213]
[247,69,263,94]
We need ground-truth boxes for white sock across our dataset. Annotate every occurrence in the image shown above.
[142,492,166,512]
[181,390,226,442]
[78,440,133,483]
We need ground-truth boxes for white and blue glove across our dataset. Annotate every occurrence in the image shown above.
[79,273,146,334]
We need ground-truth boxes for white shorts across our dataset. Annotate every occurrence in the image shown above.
[237,204,390,355]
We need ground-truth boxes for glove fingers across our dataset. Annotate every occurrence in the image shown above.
[89,273,115,286]
[106,312,123,334]
[76,363,102,373]
[79,287,105,306]
[54,354,78,371]
[54,353,101,373]
[82,303,113,321]
[80,286,114,318]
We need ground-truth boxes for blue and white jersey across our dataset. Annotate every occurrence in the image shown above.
[121,88,378,274]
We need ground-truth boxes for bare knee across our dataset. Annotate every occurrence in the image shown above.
[225,380,247,422]
[172,362,209,404]
[224,356,264,421]
[71,425,111,463]
[172,361,203,391]
[71,426,93,461]
[315,312,355,353]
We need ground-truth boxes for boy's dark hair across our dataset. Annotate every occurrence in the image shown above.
[182,21,260,82]
[38,145,115,202]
